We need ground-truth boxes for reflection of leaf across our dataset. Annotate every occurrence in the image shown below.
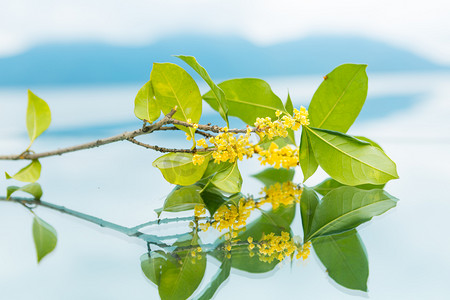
[203,78,288,125]
[194,258,231,300]
[27,90,51,145]
[153,153,210,186]
[176,55,229,126]
[151,63,202,140]
[7,183,43,200]
[313,178,385,196]
[5,159,41,183]
[306,127,399,185]
[308,64,368,133]
[140,251,169,286]
[134,80,160,122]
[33,216,57,263]
[300,187,319,238]
[305,187,398,241]
[252,167,295,187]
[159,234,206,300]
[211,162,242,193]
[299,129,318,182]
[162,185,204,213]
[313,229,369,292]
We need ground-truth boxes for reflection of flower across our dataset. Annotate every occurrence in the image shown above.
[256,232,297,262]
[259,182,302,209]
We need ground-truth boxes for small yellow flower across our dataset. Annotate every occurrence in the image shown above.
[192,154,205,166]
[194,204,206,217]
[197,139,209,148]
[247,236,253,243]
[197,247,202,252]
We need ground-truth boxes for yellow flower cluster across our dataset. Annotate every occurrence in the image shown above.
[194,205,206,217]
[197,138,209,149]
[192,154,206,166]
[208,132,255,164]
[255,142,299,169]
[211,198,256,232]
[296,241,312,260]
[258,182,303,210]
[256,232,297,262]
[254,106,309,140]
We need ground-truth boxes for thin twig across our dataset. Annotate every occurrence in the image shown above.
[127,137,216,153]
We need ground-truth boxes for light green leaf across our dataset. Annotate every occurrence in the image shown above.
[159,234,206,300]
[354,135,383,151]
[202,160,233,179]
[151,63,202,140]
[5,159,41,183]
[162,185,204,213]
[211,162,242,194]
[313,178,385,196]
[33,216,57,263]
[203,78,288,126]
[285,92,294,116]
[175,55,229,126]
[300,187,319,238]
[313,230,369,292]
[141,251,169,286]
[251,167,295,187]
[299,129,318,182]
[305,186,398,241]
[27,90,51,145]
[7,183,43,200]
[194,258,231,300]
[134,80,160,122]
[153,153,210,186]
[306,127,398,185]
[308,64,368,133]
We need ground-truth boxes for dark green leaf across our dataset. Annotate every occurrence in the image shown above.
[194,258,231,300]
[203,78,288,126]
[300,187,319,238]
[299,129,318,182]
[27,90,51,144]
[305,187,398,241]
[200,187,227,216]
[33,216,57,263]
[153,153,210,186]
[151,63,202,140]
[313,178,385,196]
[313,230,369,292]
[306,127,399,185]
[5,159,41,183]
[141,251,169,286]
[134,80,160,122]
[251,167,295,187]
[7,183,43,200]
[162,185,204,213]
[308,64,368,133]
[175,55,229,126]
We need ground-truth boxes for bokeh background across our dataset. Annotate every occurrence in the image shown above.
[1,1,450,299]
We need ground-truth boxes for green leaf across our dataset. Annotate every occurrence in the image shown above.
[305,186,398,241]
[203,78,288,126]
[251,167,295,187]
[153,153,210,186]
[308,64,368,133]
[200,187,227,216]
[5,159,41,183]
[162,185,204,213]
[27,90,51,145]
[300,187,319,238]
[141,251,169,286]
[7,183,43,200]
[202,160,232,179]
[175,55,229,126]
[211,162,242,194]
[33,216,57,263]
[313,230,369,292]
[134,80,160,122]
[354,135,383,151]
[159,234,206,300]
[313,178,385,196]
[299,129,318,182]
[306,127,399,185]
[194,258,231,300]
[151,63,202,140]
[285,92,294,115]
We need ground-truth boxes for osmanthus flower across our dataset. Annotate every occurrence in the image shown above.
[296,241,312,260]
[192,154,206,165]
[210,197,256,232]
[208,132,255,164]
[255,142,299,169]
[256,232,297,262]
[258,181,303,210]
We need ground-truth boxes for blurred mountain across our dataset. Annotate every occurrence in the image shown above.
[0,35,447,86]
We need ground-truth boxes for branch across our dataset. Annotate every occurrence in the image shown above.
[127,137,216,153]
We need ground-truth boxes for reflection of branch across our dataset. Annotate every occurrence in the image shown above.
[0,108,259,160]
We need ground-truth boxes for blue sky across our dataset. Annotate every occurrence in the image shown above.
[1,0,450,64]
